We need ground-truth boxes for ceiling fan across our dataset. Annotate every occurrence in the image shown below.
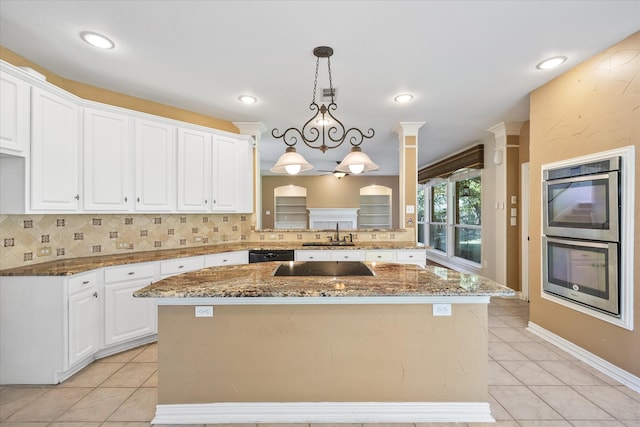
[318,161,350,179]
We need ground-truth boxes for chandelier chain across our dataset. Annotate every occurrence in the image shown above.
[312,56,320,105]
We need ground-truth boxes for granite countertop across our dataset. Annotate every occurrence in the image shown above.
[134,262,515,299]
[0,242,422,276]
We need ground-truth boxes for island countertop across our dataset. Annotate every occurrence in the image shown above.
[134,261,514,300]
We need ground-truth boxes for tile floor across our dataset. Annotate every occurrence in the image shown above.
[1,297,639,426]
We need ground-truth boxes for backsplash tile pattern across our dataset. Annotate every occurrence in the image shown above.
[0,213,254,270]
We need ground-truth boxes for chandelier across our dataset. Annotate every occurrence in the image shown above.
[271,46,378,175]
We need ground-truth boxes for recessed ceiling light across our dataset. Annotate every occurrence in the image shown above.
[238,95,257,104]
[80,31,115,49]
[536,56,567,70]
[394,93,414,103]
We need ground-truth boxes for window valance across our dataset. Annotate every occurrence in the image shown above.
[418,144,484,183]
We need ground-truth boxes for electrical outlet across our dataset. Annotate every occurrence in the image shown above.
[195,306,213,317]
[115,241,130,249]
[37,246,52,257]
[433,303,452,317]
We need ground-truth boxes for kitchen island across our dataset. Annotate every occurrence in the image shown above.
[135,261,514,424]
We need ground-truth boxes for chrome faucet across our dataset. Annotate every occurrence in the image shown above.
[335,222,340,242]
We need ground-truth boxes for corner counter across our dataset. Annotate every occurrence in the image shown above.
[136,261,513,424]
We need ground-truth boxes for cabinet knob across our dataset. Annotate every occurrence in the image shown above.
[128,272,135,275]
[178,265,184,269]
[92,292,98,298]
[82,280,90,285]
[74,194,80,200]
[124,197,128,202]
[137,197,140,202]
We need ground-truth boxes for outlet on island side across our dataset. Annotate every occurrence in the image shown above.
[433,303,452,317]
[195,306,214,317]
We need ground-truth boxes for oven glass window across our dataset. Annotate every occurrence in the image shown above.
[547,242,609,299]
[547,178,609,229]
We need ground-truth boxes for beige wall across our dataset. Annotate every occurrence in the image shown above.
[261,175,400,229]
[506,135,520,291]
[529,32,640,375]
[0,46,238,133]
[158,303,488,404]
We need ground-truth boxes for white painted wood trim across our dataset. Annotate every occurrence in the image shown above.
[155,295,491,306]
[152,401,494,424]
[527,321,640,393]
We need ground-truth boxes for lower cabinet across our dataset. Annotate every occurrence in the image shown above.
[68,272,100,366]
[103,263,157,346]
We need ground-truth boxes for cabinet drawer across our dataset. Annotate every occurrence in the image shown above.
[396,250,426,263]
[68,271,98,294]
[203,251,248,267]
[104,263,155,284]
[160,257,204,276]
[295,250,331,261]
[365,250,394,262]
[330,250,365,261]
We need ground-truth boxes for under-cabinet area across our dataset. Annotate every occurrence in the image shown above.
[0,61,253,215]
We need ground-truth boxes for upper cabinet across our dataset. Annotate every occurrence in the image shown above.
[135,119,177,212]
[83,107,133,211]
[30,86,80,211]
[177,128,212,212]
[0,72,29,156]
[0,61,254,215]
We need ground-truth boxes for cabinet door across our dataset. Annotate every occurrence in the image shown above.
[177,128,211,211]
[104,279,156,346]
[135,119,176,211]
[83,108,133,211]
[0,72,29,155]
[31,87,80,210]
[211,136,238,211]
[68,287,99,366]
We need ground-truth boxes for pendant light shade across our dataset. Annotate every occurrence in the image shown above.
[270,146,313,175]
[335,146,379,174]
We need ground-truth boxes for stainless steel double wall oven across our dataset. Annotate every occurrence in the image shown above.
[542,156,621,317]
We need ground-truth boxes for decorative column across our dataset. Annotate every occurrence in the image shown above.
[394,122,425,242]
[232,122,266,229]
[487,122,522,289]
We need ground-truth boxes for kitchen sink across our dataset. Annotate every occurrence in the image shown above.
[273,261,373,276]
[301,241,355,247]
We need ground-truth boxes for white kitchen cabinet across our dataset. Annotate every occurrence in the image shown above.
[135,118,176,211]
[211,136,238,211]
[330,250,366,261]
[365,250,395,262]
[0,71,29,156]
[177,128,212,212]
[30,86,80,211]
[103,263,157,346]
[159,256,204,278]
[295,250,332,261]
[68,272,100,366]
[203,250,248,267]
[83,107,133,211]
[0,271,97,384]
[395,249,426,266]
[237,138,254,213]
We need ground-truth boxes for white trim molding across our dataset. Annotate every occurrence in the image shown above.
[152,401,494,424]
[527,322,640,393]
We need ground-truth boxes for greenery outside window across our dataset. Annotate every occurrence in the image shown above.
[420,170,482,265]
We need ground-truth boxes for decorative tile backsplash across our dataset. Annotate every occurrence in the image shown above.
[0,213,254,270]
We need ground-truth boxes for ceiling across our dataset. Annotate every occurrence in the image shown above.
[1,1,638,176]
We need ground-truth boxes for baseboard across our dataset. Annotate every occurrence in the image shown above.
[527,321,640,393]
[151,401,494,424]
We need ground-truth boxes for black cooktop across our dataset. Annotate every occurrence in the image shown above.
[273,261,374,277]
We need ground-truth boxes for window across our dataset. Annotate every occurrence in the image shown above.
[420,170,482,265]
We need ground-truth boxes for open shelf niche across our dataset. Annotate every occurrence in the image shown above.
[359,185,392,229]
[274,185,307,229]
